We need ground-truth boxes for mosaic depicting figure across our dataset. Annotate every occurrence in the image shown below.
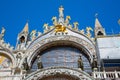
[0,55,12,69]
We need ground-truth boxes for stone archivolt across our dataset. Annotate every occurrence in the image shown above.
[22,35,96,68]
[24,67,94,80]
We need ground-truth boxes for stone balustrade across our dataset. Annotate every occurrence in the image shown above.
[93,71,120,79]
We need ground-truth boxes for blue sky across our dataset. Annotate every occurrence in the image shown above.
[0,0,120,47]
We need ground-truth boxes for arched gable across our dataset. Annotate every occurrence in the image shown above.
[19,35,96,68]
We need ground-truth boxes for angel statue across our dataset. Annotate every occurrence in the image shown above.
[92,55,98,71]
[59,6,64,17]
[22,57,29,71]
[80,29,85,34]
[43,23,49,31]
[65,16,71,26]
[78,55,83,70]
[43,23,50,33]
[37,31,42,37]
[37,55,43,69]
[16,53,22,66]
[73,22,79,30]
[52,16,57,26]
[30,30,36,41]
[86,27,93,38]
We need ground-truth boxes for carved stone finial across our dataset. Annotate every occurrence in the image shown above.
[0,27,5,40]
[1,27,5,34]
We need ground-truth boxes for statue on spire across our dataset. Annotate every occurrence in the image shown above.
[59,6,64,18]
[58,6,64,24]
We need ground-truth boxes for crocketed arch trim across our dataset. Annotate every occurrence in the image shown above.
[23,67,94,80]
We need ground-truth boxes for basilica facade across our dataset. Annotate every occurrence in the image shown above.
[0,6,120,80]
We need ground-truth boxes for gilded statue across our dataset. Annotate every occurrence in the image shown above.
[50,26,54,30]
[43,23,49,31]
[80,29,85,34]
[55,25,67,33]
[37,31,42,37]
[52,16,57,26]
[65,16,71,26]
[30,30,36,41]
[73,22,79,30]
[86,27,93,38]
[68,24,72,29]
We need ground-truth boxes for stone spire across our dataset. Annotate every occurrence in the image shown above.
[16,22,29,50]
[95,18,102,28]
[22,22,29,33]
[94,15,106,37]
